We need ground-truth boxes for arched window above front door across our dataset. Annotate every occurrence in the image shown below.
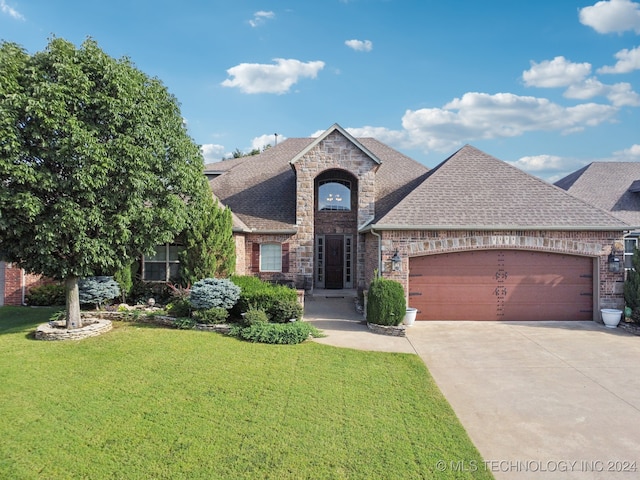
[318,180,351,211]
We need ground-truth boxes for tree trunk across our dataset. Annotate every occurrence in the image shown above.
[65,276,83,329]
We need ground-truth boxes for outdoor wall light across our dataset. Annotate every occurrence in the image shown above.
[391,249,402,272]
[608,252,621,273]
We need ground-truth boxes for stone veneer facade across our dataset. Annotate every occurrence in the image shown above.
[247,130,378,290]
[365,229,626,318]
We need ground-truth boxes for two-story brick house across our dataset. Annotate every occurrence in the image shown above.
[206,123,630,321]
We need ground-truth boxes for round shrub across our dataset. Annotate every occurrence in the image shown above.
[240,308,269,327]
[166,299,192,318]
[366,277,406,326]
[268,299,303,323]
[189,278,240,310]
[192,307,229,324]
[79,276,121,308]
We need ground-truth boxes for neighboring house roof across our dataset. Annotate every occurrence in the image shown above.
[371,145,629,231]
[555,162,640,229]
[207,130,429,232]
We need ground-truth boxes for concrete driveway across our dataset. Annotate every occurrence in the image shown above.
[305,297,640,479]
[406,321,640,480]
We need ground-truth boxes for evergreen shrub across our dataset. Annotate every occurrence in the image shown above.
[366,277,406,326]
[25,283,66,306]
[624,247,640,323]
[269,299,303,323]
[189,278,240,310]
[79,276,121,308]
[230,275,297,317]
[232,321,322,344]
[240,308,269,326]
[192,307,229,324]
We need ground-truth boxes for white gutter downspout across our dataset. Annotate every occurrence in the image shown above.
[370,228,382,278]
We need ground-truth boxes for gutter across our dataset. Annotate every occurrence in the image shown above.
[360,224,631,233]
[232,228,298,235]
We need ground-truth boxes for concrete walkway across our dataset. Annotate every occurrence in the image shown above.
[305,297,640,480]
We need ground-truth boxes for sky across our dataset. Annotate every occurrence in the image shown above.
[1,0,640,182]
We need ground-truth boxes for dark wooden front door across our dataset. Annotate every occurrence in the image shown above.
[325,235,344,289]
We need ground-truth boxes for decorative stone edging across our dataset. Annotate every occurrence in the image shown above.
[195,324,231,334]
[618,321,640,336]
[35,318,113,341]
[367,322,406,337]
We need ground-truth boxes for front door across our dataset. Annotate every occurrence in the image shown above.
[325,235,344,289]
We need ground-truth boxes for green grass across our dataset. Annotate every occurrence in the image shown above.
[0,307,492,479]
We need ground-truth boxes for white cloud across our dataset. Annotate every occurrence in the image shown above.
[221,58,325,94]
[345,39,373,52]
[606,82,640,106]
[564,77,608,99]
[249,10,275,27]
[0,0,24,20]
[598,45,640,73]
[522,56,591,88]
[201,144,226,163]
[399,92,618,153]
[612,143,640,159]
[579,0,640,34]
[251,133,286,151]
[509,155,566,172]
[564,79,640,106]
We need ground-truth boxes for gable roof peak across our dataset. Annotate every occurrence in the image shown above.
[289,123,382,167]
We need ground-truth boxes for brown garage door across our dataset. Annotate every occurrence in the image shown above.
[409,250,593,321]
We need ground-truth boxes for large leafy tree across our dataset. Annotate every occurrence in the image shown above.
[0,38,207,328]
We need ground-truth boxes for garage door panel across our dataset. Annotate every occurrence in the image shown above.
[409,250,593,321]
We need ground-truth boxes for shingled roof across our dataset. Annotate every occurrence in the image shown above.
[555,162,640,229]
[207,132,429,232]
[371,145,629,230]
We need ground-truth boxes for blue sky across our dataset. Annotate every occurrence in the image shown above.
[2,0,640,181]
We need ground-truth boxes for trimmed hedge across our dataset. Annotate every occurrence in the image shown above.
[366,277,406,326]
[230,275,298,321]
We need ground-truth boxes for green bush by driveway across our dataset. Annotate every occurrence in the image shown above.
[0,307,491,479]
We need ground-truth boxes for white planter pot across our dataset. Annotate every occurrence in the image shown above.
[403,308,418,326]
[601,309,622,328]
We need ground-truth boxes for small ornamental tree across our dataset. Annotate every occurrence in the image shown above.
[79,276,121,309]
[366,278,406,326]
[0,38,207,329]
[189,278,241,310]
[178,195,235,286]
[624,247,640,321]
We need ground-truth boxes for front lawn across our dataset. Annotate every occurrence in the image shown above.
[0,307,492,479]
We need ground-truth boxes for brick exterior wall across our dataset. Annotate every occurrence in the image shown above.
[0,261,51,306]
[364,230,626,317]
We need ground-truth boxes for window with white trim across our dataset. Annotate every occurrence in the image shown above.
[143,244,182,281]
[260,243,282,272]
[624,236,638,270]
